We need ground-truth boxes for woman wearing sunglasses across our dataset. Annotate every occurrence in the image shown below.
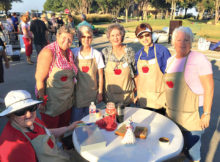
[0,90,83,162]
[134,23,171,115]
[71,25,104,121]
[102,23,136,106]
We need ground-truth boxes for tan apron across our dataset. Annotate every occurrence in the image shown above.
[105,59,134,105]
[137,45,164,109]
[165,56,202,131]
[75,57,98,108]
[12,121,71,162]
[45,55,76,117]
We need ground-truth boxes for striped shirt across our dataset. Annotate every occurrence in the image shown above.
[46,41,78,76]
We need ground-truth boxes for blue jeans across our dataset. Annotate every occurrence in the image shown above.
[182,106,204,161]
[71,107,89,122]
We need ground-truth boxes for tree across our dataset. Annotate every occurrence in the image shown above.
[44,0,65,12]
[196,0,215,20]
[151,0,171,19]
[0,0,22,14]
[215,0,219,24]
[178,0,197,17]
[134,0,151,20]
[121,0,134,22]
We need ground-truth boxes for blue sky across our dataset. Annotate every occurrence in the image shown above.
[10,0,46,13]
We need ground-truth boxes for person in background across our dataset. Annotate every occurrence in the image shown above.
[6,14,14,32]
[71,25,104,121]
[66,15,74,29]
[0,90,83,162]
[35,26,78,129]
[20,14,33,65]
[11,13,19,32]
[102,23,135,106]
[30,13,48,55]
[0,38,9,84]
[164,26,214,162]
[76,14,93,30]
[134,23,171,115]
[56,14,64,29]
[41,14,53,43]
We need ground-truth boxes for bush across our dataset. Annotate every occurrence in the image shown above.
[73,14,113,25]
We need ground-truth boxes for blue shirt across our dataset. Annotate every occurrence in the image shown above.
[134,44,171,75]
[77,20,94,30]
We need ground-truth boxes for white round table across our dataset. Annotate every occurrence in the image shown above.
[73,107,183,162]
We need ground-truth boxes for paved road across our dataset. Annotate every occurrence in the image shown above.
[0,35,219,162]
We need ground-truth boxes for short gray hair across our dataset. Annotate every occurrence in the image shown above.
[77,25,93,39]
[106,23,125,42]
[56,25,75,37]
[172,26,194,46]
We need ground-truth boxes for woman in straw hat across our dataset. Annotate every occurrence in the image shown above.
[0,90,83,162]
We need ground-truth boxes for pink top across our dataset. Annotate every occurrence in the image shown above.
[21,22,32,38]
[166,51,213,106]
[46,41,78,76]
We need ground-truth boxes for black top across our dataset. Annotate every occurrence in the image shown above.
[30,19,47,45]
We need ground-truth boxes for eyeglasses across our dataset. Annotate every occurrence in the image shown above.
[138,33,151,39]
[14,105,38,116]
[81,36,92,39]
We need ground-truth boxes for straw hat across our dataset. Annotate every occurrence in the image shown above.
[0,90,42,116]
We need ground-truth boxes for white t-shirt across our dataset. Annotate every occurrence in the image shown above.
[72,47,105,69]
[166,51,213,106]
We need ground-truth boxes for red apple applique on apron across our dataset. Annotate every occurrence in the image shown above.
[166,81,174,88]
[60,76,68,82]
[82,66,89,73]
[114,69,122,75]
[47,138,54,149]
[142,66,149,73]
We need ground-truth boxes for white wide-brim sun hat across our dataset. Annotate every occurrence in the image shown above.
[0,90,42,116]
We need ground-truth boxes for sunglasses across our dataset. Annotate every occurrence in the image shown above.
[14,105,38,116]
[138,33,151,39]
[81,36,92,39]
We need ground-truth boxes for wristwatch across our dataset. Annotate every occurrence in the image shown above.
[203,112,211,116]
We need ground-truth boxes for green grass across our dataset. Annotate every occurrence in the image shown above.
[95,19,220,42]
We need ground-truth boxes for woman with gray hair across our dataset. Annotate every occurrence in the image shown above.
[164,26,214,161]
[71,25,104,121]
[35,25,78,128]
[102,23,135,106]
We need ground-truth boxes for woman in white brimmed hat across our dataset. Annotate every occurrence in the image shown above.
[0,90,82,162]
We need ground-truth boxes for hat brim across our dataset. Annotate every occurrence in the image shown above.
[0,99,42,116]
[137,28,152,37]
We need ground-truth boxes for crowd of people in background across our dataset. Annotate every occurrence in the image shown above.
[0,11,215,162]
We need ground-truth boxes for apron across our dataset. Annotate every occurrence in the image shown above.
[137,45,164,109]
[12,121,71,162]
[75,57,98,108]
[45,51,76,117]
[164,56,202,131]
[105,58,134,105]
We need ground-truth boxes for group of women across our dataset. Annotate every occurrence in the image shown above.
[0,23,214,162]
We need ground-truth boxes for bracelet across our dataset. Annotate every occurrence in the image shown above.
[203,112,211,116]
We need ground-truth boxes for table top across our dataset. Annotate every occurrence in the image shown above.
[73,107,183,162]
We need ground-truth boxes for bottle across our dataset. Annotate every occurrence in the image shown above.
[116,103,125,123]
[89,102,96,122]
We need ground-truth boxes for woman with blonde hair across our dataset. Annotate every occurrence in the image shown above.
[20,14,33,64]
[35,25,78,128]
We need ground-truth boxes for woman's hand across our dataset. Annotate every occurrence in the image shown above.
[200,114,211,129]
[38,104,46,113]
[4,61,9,69]
[67,121,83,131]
[97,93,103,103]
[133,96,138,104]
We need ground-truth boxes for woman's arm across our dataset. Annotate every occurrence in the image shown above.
[35,48,53,100]
[199,74,214,129]
[49,121,82,138]
[2,50,9,69]
[97,68,104,103]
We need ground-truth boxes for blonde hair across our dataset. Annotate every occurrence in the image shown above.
[56,25,75,37]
